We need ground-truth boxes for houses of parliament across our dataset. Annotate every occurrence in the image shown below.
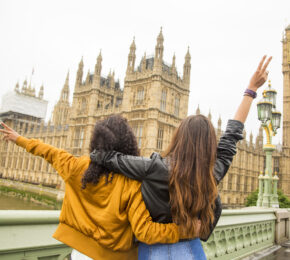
[0,27,290,208]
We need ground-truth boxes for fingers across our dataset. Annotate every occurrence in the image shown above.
[261,56,272,74]
[1,122,12,131]
[257,55,267,71]
[0,129,11,134]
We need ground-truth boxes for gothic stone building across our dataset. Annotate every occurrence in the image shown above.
[0,27,290,208]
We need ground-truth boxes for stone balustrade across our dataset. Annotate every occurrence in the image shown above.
[0,209,289,260]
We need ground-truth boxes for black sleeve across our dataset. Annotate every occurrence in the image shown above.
[214,119,244,184]
[90,150,153,181]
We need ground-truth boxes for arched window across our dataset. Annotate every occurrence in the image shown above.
[160,89,167,111]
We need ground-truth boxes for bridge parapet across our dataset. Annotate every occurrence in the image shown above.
[0,209,289,260]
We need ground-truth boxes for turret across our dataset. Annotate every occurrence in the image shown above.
[153,28,164,73]
[60,71,70,102]
[22,79,28,94]
[94,50,102,87]
[75,57,84,87]
[171,53,177,75]
[85,70,90,85]
[126,38,136,75]
[208,110,212,121]
[183,47,191,88]
[14,82,20,93]
[38,84,44,99]
[196,104,200,115]
[141,52,147,71]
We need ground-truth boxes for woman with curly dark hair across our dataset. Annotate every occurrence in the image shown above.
[0,114,182,260]
[90,56,272,259]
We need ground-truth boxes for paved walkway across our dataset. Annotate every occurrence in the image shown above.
[243,242,290,260]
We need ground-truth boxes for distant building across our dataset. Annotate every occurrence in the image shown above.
[0,27,290,207]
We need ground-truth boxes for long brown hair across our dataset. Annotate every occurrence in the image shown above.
[163,114,218,239]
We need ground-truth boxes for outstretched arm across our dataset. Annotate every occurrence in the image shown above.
[0,122,78,181]
[214,55,272,184]
[90,150,153,181]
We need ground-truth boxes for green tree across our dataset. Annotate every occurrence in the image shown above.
[245,189,290,208]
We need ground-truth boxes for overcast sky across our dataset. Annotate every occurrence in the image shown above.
[0,0,289,144]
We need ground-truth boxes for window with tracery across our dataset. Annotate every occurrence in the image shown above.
[156,126,164,150]
[136,88,144,105]
[160,89,167,111]
[174,96,180,116]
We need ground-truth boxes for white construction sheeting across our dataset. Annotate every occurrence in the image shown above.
[0,91,48,119]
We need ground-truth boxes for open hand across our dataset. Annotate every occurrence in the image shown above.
[248,55,272,92]
[0,122,20,143]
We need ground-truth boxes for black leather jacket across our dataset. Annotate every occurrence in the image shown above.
[91,119,244,241]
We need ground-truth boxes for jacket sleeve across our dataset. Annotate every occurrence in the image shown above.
[90,150,153,181]
[16,136,79,181]
[214,119,244,184]
[127,182,179,244]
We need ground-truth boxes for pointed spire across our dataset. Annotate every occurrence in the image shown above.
[183,46,191,87]
[196,105,200,115]
[208,110,212,121]
[76,56,84,87]
[141,52,147,71]
[171,53,177,75]
[130,36,136,50]
[61,72,70,101]
[65,70,69,84]
[14,82,20,93]
[218,115,222,129]
[94,50,102,85]
[38,84,44,99]
[185,46,191,60]
[85,70,90,85]
[126,37,136,74]
[154,28,164,73]
[157,27,164,43]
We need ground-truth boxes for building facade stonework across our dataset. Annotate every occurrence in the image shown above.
[0,28,290,207]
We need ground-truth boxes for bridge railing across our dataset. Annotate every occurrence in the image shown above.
[0,208,289,260]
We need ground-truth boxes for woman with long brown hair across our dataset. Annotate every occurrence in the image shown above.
[90,55,272,259]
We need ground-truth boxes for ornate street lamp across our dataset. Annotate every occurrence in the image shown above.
[256,80,281,208]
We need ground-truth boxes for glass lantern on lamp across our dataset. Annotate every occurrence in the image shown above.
[272,110,282,133]
[264,80,277,108]
[257,99,273,124]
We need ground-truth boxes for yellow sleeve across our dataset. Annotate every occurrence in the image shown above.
[16,136,79,181]
[127,182,179,244]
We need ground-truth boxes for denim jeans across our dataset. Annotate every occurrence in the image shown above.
[138,238,207,260]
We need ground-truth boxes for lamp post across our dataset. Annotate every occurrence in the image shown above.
[256,80,281,208]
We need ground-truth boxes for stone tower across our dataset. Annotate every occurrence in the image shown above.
[67,54,122,156]
[52,71,71,126]
[122,28,190,157]
[281,25,290,194]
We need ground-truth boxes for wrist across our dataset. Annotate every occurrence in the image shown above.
[244,88,257,99]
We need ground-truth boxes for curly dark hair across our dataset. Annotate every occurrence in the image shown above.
[81,114,139,189]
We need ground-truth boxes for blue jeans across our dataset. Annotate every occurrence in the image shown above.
[138,238,207,260]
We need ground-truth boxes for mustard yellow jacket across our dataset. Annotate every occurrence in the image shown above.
[16,136,179,260]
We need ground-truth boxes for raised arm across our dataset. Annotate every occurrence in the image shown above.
[0,122,78,181]
[214,55,272,184]
[90,150,154,181]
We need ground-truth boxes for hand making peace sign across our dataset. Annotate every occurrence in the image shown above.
[0,122,20,143]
